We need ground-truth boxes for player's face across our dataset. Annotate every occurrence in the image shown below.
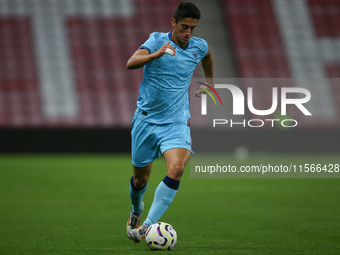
[171,18,197,48]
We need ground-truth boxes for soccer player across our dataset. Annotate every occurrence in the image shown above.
[126,2,213,243]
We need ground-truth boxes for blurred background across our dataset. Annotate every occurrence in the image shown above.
[0,0,339,153]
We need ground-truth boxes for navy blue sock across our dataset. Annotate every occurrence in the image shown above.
[162,175,180,190]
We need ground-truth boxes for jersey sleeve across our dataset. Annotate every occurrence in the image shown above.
[199,39,209,61]
[138,32,160,54]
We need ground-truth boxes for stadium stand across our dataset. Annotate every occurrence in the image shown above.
[0,0,180,127]
[0,0,339,130]
[222,0,340,127]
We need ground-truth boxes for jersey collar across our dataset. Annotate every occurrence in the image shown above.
[168,31,190,50]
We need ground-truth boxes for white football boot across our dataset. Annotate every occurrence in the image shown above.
[129,223,150,243]
[126,202,144,239]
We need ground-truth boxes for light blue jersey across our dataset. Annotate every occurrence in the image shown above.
[134,31,209,124]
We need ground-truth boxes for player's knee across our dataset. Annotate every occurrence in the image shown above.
[134,176,149,189]
[168,163,185,180]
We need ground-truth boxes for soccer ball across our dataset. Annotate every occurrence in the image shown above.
[145,222,177,251]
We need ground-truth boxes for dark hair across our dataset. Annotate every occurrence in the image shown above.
[173,2,201,23]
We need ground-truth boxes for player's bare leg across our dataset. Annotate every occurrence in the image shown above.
[127,163,152,238]
[133,162,152,189]
[164,148,191,181]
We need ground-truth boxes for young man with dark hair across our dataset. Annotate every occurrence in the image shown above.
[126,2,213,243]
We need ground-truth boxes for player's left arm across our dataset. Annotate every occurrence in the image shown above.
[195,48,214,97]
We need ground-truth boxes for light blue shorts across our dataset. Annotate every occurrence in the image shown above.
[131,117,193,167]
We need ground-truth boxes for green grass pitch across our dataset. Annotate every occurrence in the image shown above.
[0,154,339,255]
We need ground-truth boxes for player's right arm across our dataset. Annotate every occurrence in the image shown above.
[126,41,175,70]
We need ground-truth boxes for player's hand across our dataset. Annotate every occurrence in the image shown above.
[153,41,176,59]
[194,85,210,98]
